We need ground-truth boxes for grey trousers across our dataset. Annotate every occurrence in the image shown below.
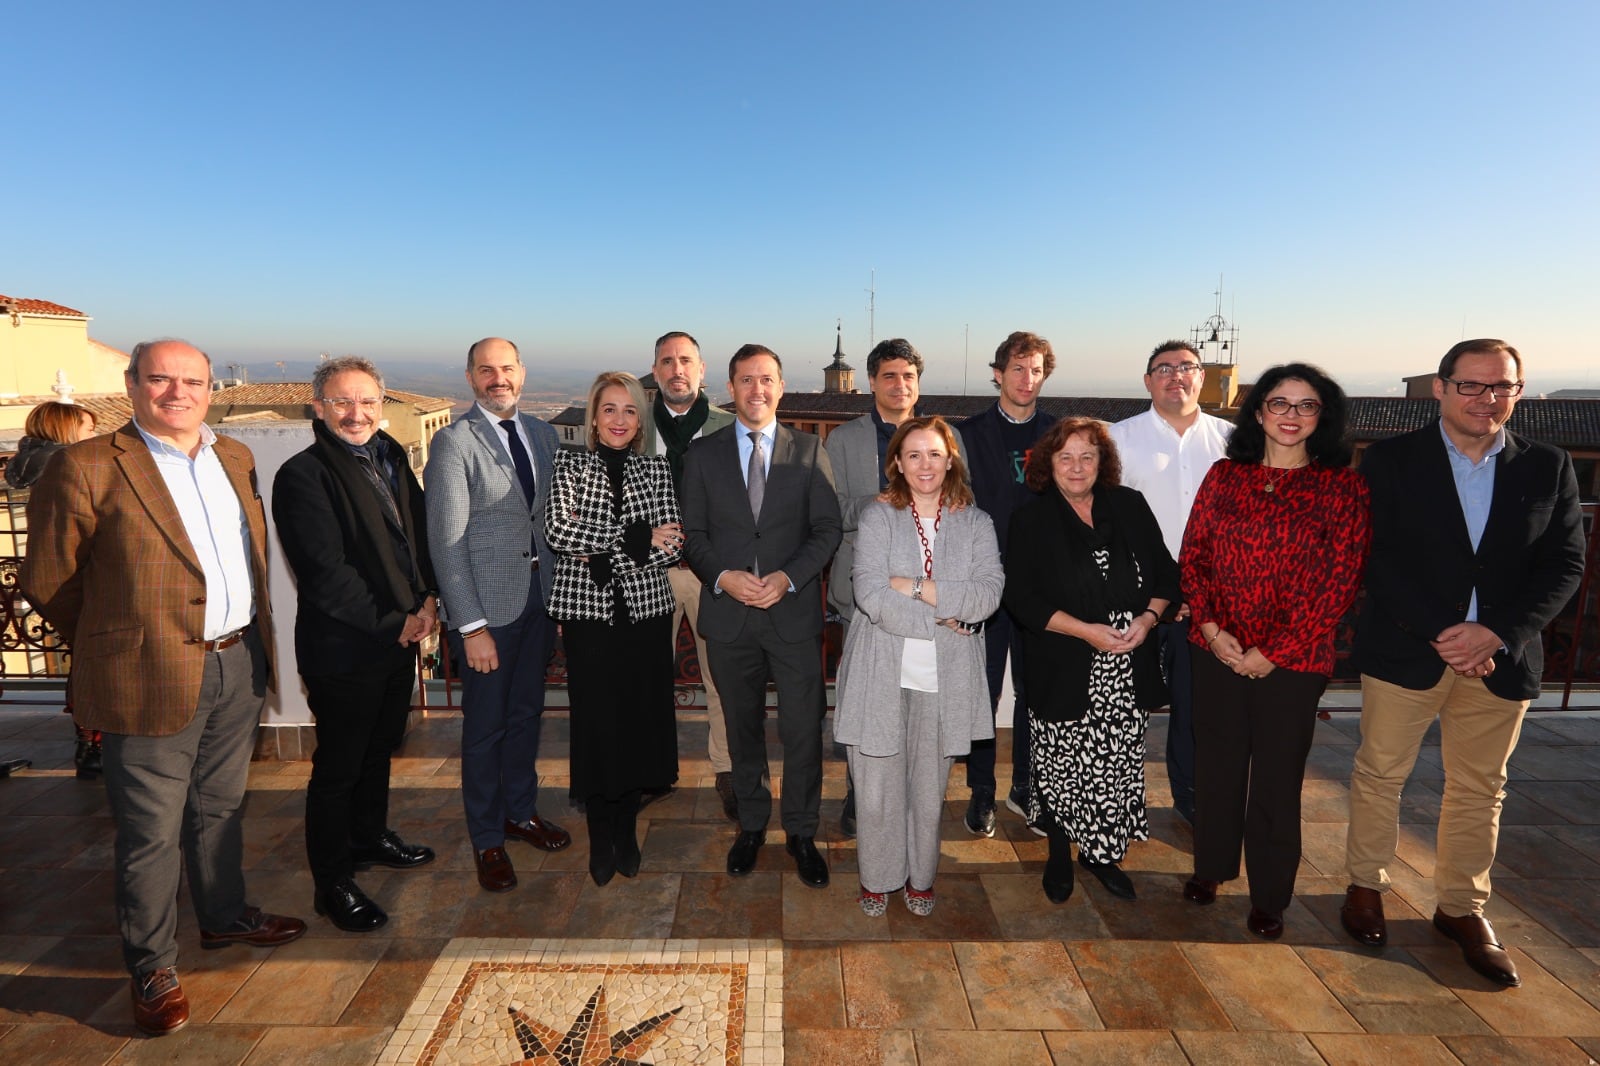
[847,688,953,895]
[101,631,267,977]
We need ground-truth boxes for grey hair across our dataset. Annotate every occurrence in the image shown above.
[312,355,385,399]
[126,339,213,383]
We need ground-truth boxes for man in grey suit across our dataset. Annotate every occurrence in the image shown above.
[681,344,842,886]
[824,337,923,837]
[640,331,738,820]
[425,337,572,894]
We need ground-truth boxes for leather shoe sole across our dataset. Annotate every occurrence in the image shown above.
[504,816,572,852]
[786,836,830,888]
[1247,907,1284,940]
[476,847,517,892]
[1433,909,1520,986]
[727,830,765,876]
[1183,877,1220,905]
[1340,884,1388,947]
[200,908,307,949]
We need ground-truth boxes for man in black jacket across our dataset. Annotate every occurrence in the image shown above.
[273,356,439,932]
[1341,339,1585,987]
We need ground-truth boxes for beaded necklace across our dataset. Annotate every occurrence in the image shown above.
[912,498,944,578]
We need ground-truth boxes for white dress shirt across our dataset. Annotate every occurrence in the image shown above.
[1108,406,1233,559]
[478,403,538,501]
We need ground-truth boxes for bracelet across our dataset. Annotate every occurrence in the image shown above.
[462,627,489,640]
[1205,632,1221,646]
[1139,608,1160,624]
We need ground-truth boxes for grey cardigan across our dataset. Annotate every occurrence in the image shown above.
[833,499,1004,758]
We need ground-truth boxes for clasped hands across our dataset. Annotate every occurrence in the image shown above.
[718,568,792,610]
[1432,621,1501,679]
[1081,615,1156,655]
[398,596,437,648]
[1208,629,1276,679]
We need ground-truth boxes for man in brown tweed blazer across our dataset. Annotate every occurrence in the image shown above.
[22,339,306,1037]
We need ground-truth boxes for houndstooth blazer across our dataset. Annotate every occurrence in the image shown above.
[544,449,680,624]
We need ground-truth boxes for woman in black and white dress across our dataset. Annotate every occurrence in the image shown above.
[1003,418,1179,904]
[545,371,682,886]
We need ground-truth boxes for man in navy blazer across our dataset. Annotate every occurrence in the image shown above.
[425,337,571,895]
[681,344,842,886]
[1341,339,1585,988]
[957,331,1057,837]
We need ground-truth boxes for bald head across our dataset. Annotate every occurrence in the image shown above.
[465,337,526,416]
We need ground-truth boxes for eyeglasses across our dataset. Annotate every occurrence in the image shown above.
[1440,377,1524,398]
[1263,398,1322,416]
[325,397,383,413]
[1148,362,1202,378]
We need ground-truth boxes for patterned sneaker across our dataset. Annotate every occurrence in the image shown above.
[904,881,935,916]
[858,886,888,917]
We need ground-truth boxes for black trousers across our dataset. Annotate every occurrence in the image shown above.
[304,646,416,888]
[966,607,1030,795]
[1191,650,1327,914]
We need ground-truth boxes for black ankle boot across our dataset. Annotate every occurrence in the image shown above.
[613,791,642,878]
[585,801,615,886]
[1042,828,1074,903]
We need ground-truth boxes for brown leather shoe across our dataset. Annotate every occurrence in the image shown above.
[132,966,189,1036]
[1340,884,1388,947]
[200,906,308,949]
[1247,907,1285,940]
[476,846,517,892]
[1433,909,1520,986]
[504,815,572,852]
[1183,876,1220,905]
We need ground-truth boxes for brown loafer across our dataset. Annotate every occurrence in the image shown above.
[200,907,307,949]
[1340,884,1388,947]
[132,966,189,1036]
[504,815,572,852]
[1183,876,1220,905]
[1247,907,1284,940]
[476,846,517,892]
[1433,909,1520,986]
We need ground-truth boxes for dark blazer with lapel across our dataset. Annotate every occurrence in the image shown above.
[958,402,1058,558]
[272,421,437,677]
[680,421,842,644]
[20,423,277,735]
[1355,420,1585,700]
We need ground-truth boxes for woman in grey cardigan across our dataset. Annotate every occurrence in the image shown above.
[833,416,1004,917]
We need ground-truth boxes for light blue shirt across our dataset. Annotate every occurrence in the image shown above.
[133,419,255,638]
[1440,421,1505,622]
[735,419,776,485]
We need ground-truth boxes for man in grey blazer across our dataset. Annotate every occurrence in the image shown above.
[425,337,571,894]
[824,337,924,837]
[681,344,842,886]
[641,331,738,820]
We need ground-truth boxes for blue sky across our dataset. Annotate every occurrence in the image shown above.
[7,1,1598,397]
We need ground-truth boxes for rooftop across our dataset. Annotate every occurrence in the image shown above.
[0,294,87,319]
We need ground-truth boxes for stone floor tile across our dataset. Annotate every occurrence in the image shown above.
[1091,873,1257,943]
[1042,1029,1190,1064]
[111,1023,267,1063]
[783,944,845,1029]
[1440,1035,1597,1064]
[1575,1034,1600,1061]
[1066,940,1229,1031]
[337,936,448,1028]
[839,942,971,1030]
[1299,820,1352,877]
[0,934,59,977]
[0,934,125,1024]
[643,821,747,872]
[1521,946,1600,1012]
[784,1027,896,1065]
[1297,945,1495,1034]
[1492,825,1600,879]
[1407,944,1600,1036]
[564,871,682,939]
[1172,1030,1326,1063]
[1305,1032,1462,1065]
[885,874,1001,941]
[0,777,73,818]
[0,813,115,870]
[1301,776,1356,822]
[451,871,585,938]
[0,1021,130,1062]
[936,831,1028,873]
[913,1029,1053,1063]
[783,877,893,942]
[1497,786,1570,826]
[1297,876,1444,948]
[212,936,390,1026]
[1494,878,1600,948]
[356,868,469,940]
[1532,716,1600,744]
[672,871,784,939]
[6,779,109,819]
[1179,941,1362,1032]
[1507,744,1600,783]
[240,1024,393,1064]
[952,941,1101,1031]
[0,867,109,935]
[978,872,1107,941]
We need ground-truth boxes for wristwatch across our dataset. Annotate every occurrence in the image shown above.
[912,576,924,600]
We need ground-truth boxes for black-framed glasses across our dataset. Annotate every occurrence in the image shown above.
[1148,362,1202,378]
[1440,377,1524,398]
[1263,397,1322,416]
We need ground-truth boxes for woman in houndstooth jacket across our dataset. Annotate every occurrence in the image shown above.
[546,372,683,886]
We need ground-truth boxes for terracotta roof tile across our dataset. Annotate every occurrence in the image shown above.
[0,294,87,318]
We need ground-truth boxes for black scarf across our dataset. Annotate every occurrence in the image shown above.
[653,391,710,485]
[1051,489,1145,623]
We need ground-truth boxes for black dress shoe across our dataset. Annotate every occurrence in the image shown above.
[1340,884,1387,947]
[839,787,857,839]
[1043,874,1074,904]
[963,790,996,838]
[1183,876,1220,905]
[638,786,674,810]
[1433,909,1520,986]
[350,830,436,870]
[314,878,388,932]
[1247,907,1284,940]
[727,830,765,876]
[1079,856,1136,900]
[589,850,617,887]
[786,836,830,888]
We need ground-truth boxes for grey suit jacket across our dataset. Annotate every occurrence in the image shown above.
[424,405,558,629]
[680,421,842,644]
[823,413,886,618]
[639,395,735,457]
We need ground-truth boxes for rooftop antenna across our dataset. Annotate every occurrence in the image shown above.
[865,269,876,348]
[1190,273,1239,366]
[963,323,970,395]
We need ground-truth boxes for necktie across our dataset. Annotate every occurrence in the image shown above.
[746,430,766,521]
[499,418,537,508]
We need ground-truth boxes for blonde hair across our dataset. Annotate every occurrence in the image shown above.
[584,371,648,453]
[25,402,96,444]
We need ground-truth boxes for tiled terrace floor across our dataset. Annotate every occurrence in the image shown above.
[1,700,1599,1064]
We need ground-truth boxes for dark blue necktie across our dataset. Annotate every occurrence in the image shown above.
[499,419,536,507]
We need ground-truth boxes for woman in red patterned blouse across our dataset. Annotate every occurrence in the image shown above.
[1178,362,1370,940]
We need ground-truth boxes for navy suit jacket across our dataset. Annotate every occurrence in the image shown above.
[1354,420,1585,700]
